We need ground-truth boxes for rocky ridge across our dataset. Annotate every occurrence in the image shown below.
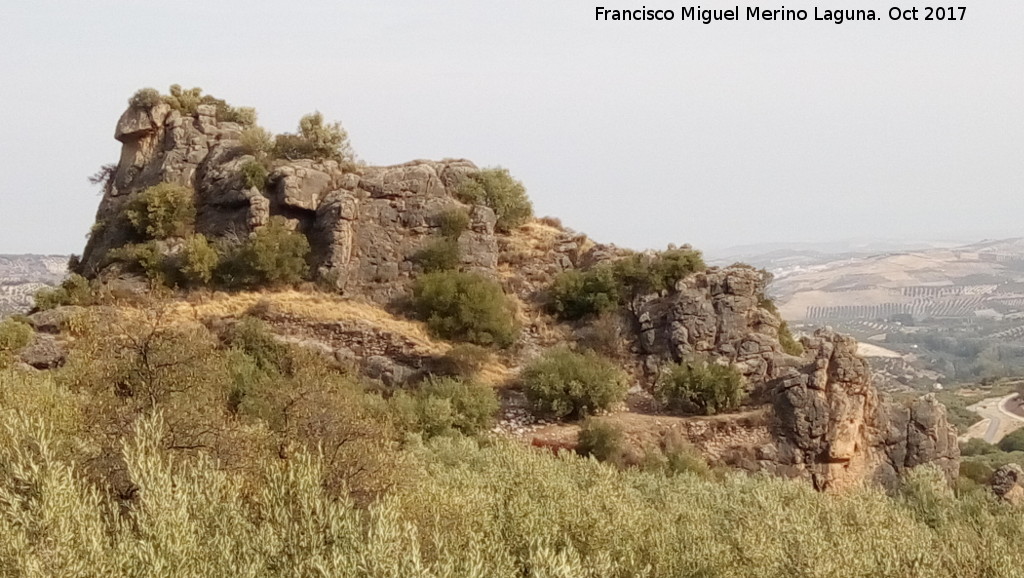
[68,94,960,490]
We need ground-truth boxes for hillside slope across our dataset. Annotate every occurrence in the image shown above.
[42,88,961,490]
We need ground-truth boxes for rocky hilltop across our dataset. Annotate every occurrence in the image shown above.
[62,90,959,490]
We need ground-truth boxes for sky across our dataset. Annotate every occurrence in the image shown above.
[0,1,1021,256]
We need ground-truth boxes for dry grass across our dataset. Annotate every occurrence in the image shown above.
[107,290,519,387]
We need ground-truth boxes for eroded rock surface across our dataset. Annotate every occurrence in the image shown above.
[81,102,497,303]
[76,95,960,491]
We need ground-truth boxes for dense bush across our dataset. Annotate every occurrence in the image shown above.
[161,85,256,125]
[124,183,196,240]
[998,429,1024,453]
[436,343,492,378]
[412,239,461,273]
[239,126,275,158]
[108,241,170,284]
[437,208,470,239]
[655,357,745,415]
[959,459,995,485]
[456,168,533,233]
[575,312,625,357]
[128,87,161,108]
[521,347,627,419]
[34,274,93,310]
[655,430,713,477]
[273,111,355,165]
[0,319,33,360]
[109,235,217,288]
[549,248,706,321]
[239,159,268,190]
[960,437,999,456]
[548,267,620,320]
[222,316,293,375]
[178,234,219,286]
[611,248,706,294]
[399,377,500,437]
[217,217,311,288]
[576,418,627,463]
[411,271,519,347]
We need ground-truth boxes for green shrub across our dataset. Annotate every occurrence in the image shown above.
[959,459,995,485]
[548,267,620,321]
[575,312,625,358]
[659,431,713,477]
[960,437,998,456]
[220,106,256,126]
[655,357,745,415]
[759,295,804,356]
[222,317,292,375]
[521,347,627,419]
[128,87,161,108]
[436,343,493,379]
[416,377,500,437]
[577,418,626,463]
[179,234,219,286]
[411,271,519,347]
[34,274,92,310]
[611,248,705,294]
[548,249,706,321]
[437,208,470,239]
[239,159,268,190]
[124,183,196,240]
[164,84,204,114]
[456,168,533,233]
[273,112,355,165]
[107,241,170,284]
[778,321,804,356]
[412,239,461,273]
[998,429,1024,453]
[0,319,33,352]
[239,126,275,158]
[217,217,310,288]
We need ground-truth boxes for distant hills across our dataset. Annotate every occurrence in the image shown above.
[718,238,1024,388]
[0,255,66,317]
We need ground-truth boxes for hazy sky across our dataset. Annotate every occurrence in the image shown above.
[1,1,1021,255]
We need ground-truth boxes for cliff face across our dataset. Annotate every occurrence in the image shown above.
[625,268,958,490]
[82,101,497,302]
[78,97,959,490]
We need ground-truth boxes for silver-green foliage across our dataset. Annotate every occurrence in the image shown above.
[124,183,197,240]
[1,383,1024,577]
[655,357,745,415]
[456,168,533,233]
[521,347,628,419]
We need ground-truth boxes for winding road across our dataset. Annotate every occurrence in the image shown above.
[965,394,1024,443]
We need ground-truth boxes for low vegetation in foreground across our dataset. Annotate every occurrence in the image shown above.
[0,306,1023,577]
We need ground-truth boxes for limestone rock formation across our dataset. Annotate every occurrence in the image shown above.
[74,92,960,491]
[629,267,958,490]
[81,100,497,303]
[770,332,958,490]
[991,464,1024,504]
[632,266,789,383]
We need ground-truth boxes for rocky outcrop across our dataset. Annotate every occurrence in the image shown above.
[632,267,790,384]
[769,331,958,490]
[991,464,1024,504]
[18,334,66,370]
[81,101,497,303]
[76,92,960,491]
